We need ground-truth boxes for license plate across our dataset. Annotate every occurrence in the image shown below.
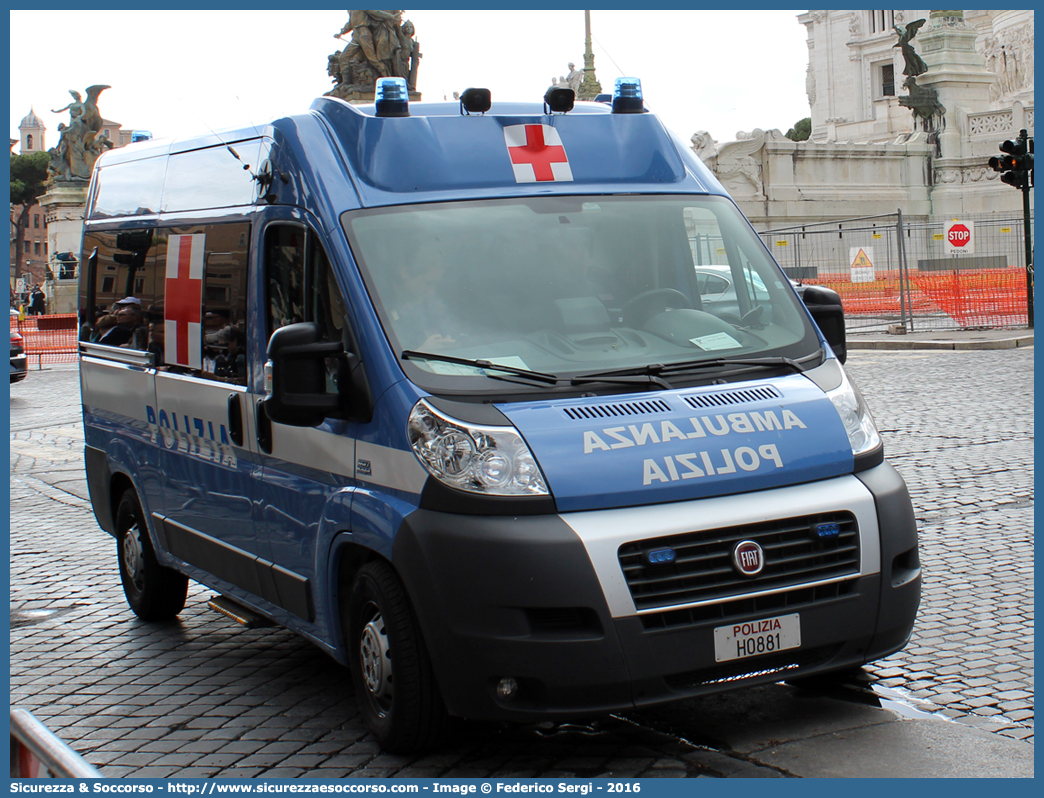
[713,613,801,663]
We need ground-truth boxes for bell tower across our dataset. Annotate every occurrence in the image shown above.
[18,108,46,154]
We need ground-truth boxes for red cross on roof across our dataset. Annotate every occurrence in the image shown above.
[505,124,573,182]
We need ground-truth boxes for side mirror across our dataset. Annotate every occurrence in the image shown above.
[263,322,345,427]
[798,284,847,363]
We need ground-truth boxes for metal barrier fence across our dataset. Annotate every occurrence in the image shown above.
[10,708,102,778]
[10,314,80,367]
[759,212,1033,333]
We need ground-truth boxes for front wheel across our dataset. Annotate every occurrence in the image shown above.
[345,561,447,753]
[115,488,188,621]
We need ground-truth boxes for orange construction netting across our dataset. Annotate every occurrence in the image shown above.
[798,267,1029,329]
[10,314,80,367]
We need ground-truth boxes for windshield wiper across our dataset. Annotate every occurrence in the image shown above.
[401,350,560,385]
[660,354,815,375]
[573,349,823,382]
[402,348,823,390]
[570,370,674,391]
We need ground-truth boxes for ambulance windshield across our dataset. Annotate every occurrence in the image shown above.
[343,195,821,392]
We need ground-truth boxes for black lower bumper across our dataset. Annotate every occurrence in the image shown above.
[10,354,27,382]
[392,463,920,721]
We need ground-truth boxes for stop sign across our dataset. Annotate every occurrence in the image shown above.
[948,224,971,246]
[945,220,975,254]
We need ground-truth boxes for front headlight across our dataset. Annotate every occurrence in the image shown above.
[825,366,881,456]
[408,398,549,496]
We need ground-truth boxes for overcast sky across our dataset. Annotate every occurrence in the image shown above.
[10,9,810,151]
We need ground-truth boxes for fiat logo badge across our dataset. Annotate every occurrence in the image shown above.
[732,540,764,576]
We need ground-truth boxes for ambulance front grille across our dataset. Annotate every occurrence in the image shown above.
[618,512,859,612]
[639,580,856,631]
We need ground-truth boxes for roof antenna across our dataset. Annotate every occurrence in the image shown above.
[174,93,286,203]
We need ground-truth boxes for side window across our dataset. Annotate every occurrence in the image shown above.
[309,239,346,345]
[198,226,250,385]
[685,207,726,267]
[265,224,345,344]
[264,225,306,337]
[80,229,156,351]
[682,203,782,324]
[80,223,250,384]
[264,224,347,393]
[734,250,772,304]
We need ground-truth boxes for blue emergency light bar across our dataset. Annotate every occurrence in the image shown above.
[371,76,644,118]
[612,77,645,114]
[375,77,410,118]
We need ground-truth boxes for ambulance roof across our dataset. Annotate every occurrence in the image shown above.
[307,96,721,206]
[91,96,726,213]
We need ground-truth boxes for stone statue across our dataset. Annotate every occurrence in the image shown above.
[396,18,421,91]
[893,19,928,77]
[326,10,421,101]
[898,75,946,122]
[891,18,944,126]
[46,84,112,183]
[565,63,583,94]
[339,10,402,78]
[690,131,718,165]
[714,130,771,201]
[50,90,85,120]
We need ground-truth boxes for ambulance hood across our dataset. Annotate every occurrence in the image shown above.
[497,374,854,513]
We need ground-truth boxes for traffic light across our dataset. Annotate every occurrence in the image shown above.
[989,131,1034,189]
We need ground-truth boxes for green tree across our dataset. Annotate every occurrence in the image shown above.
[785,117,811,142]
[10,151,50,282]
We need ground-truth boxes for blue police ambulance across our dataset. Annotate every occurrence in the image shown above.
[78,78,920,752]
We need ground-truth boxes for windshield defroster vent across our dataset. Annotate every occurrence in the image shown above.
[683,386,782,410]
[563,398,672,421]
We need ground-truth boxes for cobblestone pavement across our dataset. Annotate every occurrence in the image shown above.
[844,349,1034,742]
[9,349,1033,776]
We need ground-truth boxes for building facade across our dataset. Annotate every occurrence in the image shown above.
[800,10,1032,146]
[694,10,1033,228]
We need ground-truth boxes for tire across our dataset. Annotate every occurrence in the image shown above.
[115,488,188,621]
[345,560,447,753]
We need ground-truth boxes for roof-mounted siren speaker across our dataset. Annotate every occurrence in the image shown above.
[460,87,492,115]
[612,77,645,114]
[375,77,410,118]
[543,86,575,114]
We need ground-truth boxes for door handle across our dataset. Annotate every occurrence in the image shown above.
[256,398,273,454]
[227,393,244,447]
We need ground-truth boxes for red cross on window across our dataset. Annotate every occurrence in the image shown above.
[507,125,570,181]
[165,236,203,366]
